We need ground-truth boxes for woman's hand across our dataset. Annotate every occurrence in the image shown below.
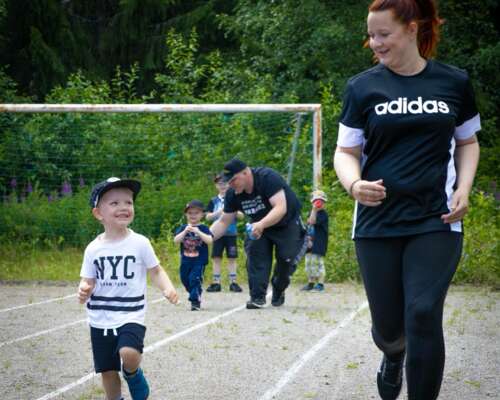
[441,187,470,224]
[351,179,386,206]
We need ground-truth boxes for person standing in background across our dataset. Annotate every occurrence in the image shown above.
[206,173,244,293]
[302,190,329,292]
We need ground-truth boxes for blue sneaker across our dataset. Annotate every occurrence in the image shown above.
[313,283,325,292]
[123,367,150,400]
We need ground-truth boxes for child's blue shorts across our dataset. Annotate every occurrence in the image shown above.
[90,323,146,373]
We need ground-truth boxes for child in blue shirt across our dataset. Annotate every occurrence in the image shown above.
[174,200,213,310]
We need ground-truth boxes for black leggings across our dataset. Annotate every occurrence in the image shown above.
[355,231,463,400]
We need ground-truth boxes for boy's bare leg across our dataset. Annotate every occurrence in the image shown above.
[120,346,142,373]
[212,257,222,282]
[101,371,122,400]
[228,258,237,280]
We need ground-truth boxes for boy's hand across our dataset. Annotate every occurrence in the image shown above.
[187,225,200,234]
[78,281,93,304]
[163,287,179,305]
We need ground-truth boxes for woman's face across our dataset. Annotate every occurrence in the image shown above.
[367,9,418,71]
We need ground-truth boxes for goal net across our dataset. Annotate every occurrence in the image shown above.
[0,104,322,245]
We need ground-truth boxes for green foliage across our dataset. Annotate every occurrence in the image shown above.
[455,191,500,286]
[0,0,234,98]
[155,29,205,102]
[438,0,500,168]
[2,172,497,286]
[218,0,370,100]
[0,0,498,284]
[0,242,82,281]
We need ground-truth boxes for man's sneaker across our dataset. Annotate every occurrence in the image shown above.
[123,367,150,400]
[246,298,266,309]
[313,283,325,292]
[301,282,315,291]
[377,354,404,400]
[206,283,221,292]
[191,301,201,311]
[229,282,243,292]
[271,291,285,307]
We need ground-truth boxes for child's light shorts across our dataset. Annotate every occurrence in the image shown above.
[305,253,325,278]
[90,322,146,372]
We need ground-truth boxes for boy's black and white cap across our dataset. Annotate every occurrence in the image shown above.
[89,177,141,208]
[222,158,247,182]
[184,199,205,212]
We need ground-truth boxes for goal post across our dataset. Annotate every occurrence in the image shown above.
[0,103,323,189]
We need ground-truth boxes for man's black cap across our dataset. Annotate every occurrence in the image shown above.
[89,177,141,208]
[184,199,205,212]
[222,159,247,182]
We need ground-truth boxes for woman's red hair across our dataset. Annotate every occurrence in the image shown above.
[367,0,443,58]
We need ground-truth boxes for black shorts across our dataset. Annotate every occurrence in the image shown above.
[212,235,238,258]
[90,323,146,373]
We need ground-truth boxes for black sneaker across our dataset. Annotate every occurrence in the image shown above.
[229,282,243,292]
[191,301,201,311]
[271,291,285,307]
[206,283,221,292]
[246,298,266,309]
[301,282,315,291]
[377,354,404,400]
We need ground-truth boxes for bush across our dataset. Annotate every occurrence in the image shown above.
[455,191,500,286]
[0,174,498,286]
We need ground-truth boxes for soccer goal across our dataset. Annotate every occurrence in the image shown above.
[0,103,322,244]
[0,103,322,189]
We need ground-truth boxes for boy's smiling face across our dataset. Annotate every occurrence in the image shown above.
[93,187,135,229]
[185,207,204,225]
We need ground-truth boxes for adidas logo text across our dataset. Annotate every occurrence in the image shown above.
[374,97,450,115]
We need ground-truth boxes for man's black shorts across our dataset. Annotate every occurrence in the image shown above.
[90,323,146,373]
[212,235,238,258]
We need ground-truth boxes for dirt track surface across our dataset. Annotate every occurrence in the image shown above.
[0,282,498,400]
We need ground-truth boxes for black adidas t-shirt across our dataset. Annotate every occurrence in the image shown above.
[224,167,301,228]
[338,60,480,238]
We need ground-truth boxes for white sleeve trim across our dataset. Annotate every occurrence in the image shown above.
[337,122,364,147]
[454,113,481,140]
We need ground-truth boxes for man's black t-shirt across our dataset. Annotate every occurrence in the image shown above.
[309,209,328,256]
[224,167,301,228]
[338,60,480,238]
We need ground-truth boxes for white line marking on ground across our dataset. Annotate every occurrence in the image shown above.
[1,296,165,347]
[35,372,98,400]
[0,319,86,348]
[0,293,77,313]
[34,302,248,400]
[258,301,369,400]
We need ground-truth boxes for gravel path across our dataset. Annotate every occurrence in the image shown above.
[0,282,498,400]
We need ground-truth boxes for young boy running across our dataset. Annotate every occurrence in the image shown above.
[78,177,178,400]
[174,200,213,310]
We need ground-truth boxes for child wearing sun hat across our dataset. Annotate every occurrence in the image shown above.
[302,190,329,291]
